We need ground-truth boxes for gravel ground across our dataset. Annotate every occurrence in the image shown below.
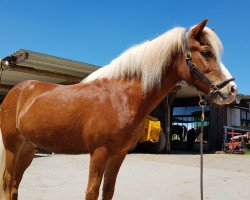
[19,153,250,200]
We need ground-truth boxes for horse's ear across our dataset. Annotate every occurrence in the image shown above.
[190,18,208,38]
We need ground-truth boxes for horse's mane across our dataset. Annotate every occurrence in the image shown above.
[82,26,223,92]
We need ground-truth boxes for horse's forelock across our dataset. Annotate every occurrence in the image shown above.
[203,27,223,60]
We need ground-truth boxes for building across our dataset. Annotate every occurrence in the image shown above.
[170,87,250,151]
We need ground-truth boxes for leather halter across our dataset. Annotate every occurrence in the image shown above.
[184,30,235,103]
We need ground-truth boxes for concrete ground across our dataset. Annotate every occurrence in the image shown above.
[19,153,250,200]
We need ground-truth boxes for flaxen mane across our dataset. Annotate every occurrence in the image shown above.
[82,26,223,92]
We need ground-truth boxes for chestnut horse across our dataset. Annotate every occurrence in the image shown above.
[0,19,237,200]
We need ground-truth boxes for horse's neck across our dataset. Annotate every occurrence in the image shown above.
[142,77,176,113]
[139,66,181,116]
[93,73,178,121]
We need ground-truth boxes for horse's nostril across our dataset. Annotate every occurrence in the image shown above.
[231,86,236,94]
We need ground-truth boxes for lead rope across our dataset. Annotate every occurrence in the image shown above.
[200,104,205,200]
[198,97,206,200]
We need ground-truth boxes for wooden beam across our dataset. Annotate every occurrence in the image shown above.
[0,83,14,90]
[163,93,176,154]
[7,65,84,81]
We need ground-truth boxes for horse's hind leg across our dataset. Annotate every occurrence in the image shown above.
[3,137,24,200]
[102,152,127,200]
[12,143,35,200]
[85,147,109,200]
[3,138,35,200]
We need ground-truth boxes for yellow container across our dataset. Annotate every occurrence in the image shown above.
[138,116,161,143]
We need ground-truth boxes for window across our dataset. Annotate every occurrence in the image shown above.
[240,110,250,127]
[172,106,210,142]
[173,106,210,129]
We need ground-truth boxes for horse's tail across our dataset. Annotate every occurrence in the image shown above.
[0,124,6,200]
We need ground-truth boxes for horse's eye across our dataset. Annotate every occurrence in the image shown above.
[201,50,212,58]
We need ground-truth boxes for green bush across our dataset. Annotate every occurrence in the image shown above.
[244,148,250,155]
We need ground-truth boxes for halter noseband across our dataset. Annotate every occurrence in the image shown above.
[184,30,235,103]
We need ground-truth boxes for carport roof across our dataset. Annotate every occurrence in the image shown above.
[0,49,99,97]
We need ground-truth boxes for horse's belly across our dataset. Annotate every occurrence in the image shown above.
[18,116,89,154]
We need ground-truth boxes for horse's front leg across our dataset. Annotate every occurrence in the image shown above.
[102,152,127,200]
[85,146,109,200]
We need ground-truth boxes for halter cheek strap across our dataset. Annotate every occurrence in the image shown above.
[184,30,235,102]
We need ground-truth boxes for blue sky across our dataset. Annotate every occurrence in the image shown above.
[0,0,249,94]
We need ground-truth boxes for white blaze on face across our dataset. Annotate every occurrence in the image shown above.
[213,62,238,104]
[219,62,233,79]
[219,62,237,89]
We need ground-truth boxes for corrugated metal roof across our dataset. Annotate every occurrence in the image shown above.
[3,49,99,76]
[0,49,99,96]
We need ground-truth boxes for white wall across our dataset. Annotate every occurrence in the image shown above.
[227,107,241,126]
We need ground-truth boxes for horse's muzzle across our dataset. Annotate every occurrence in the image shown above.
[210,82,238,105]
